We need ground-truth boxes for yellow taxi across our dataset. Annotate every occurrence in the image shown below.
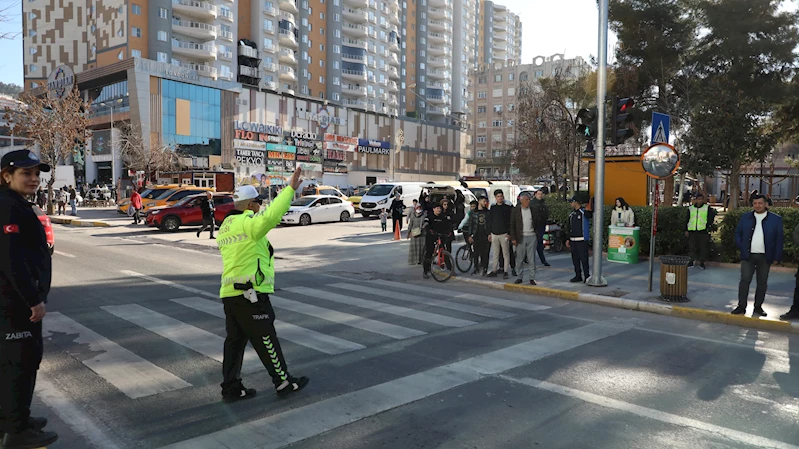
[141,186,214,213]
[300,185,348,200]
[117,184,180,215]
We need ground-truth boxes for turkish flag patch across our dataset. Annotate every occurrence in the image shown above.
[3,224,19,234]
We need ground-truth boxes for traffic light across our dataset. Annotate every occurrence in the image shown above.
[611,96,635,145]
[575,107,598,140]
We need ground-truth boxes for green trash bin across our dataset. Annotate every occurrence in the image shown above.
[607,225,640,264]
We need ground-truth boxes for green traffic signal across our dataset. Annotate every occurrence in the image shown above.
[575,107,598,140]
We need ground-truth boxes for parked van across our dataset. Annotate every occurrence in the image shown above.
[467,181,520,206]
[359,182,424,217]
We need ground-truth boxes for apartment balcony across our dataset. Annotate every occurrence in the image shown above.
[263,41,277,53]
[343,7,368,22]
[239,65,259,78]
[219,8,234,21]
[342,38,368,49]
[388,80,398,92]
[388,107,398,116]
[264,23,276,34]
[428,32,451,45]
[342,52,366,63]
[279,48,297,64]
[426,93,448,104]
[367,29,377,39]
[342,68,367,81]
[279,65,296,81]
[429,81,450,91]
[428,45,450,56]
[220,30,233,40]
[494,12,507,21]
[283,86,296,96]
[428,56,448,68]
[263,80,277,90]
[389,10,400,25]
[343,99,367,109]
[388,53,400,66]
[368,89,376,98]
[368,104,378,112]
[279,29,299,47]
[219,49,233,60]
[427,105,448,115]
[342,84,368,96]
[172,19,217,40]
[428,7,451,20]
[493,22,508,32]
[171,41,217,60]
[427,68,449,79]
[263,5,277,16]
[386,0,399,10]
[368,59,378,69]
[279,0,299,13]
[262,62,278,72]
[387,66,399,79]
[429,0,451,8]
[238,45,259,59]
[280,11,296,26]
[494,31,507,41]
[344,0,369,8]
[389,39,400,53]
[428,20,451,33]
[182,63,218,79]
[171,0,217,20]
[342,22,368,38]
[388,95,398,106]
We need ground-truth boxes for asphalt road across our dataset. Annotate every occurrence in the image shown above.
[37,219,799,449]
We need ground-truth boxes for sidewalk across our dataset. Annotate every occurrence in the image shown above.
[455,246,799,334]
[49,207,128,227]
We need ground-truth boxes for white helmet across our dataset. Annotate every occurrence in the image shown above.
[233,185,260,202]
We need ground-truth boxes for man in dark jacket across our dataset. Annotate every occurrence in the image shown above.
[487,189,513,279]
[531,190,550,266]
[197,192,216,239]
[509,192,538,285]
[733,194,783,316]
[566,197,592,282]
[423,203,453,279]
[390,194,405,236]
[465,196,491,276]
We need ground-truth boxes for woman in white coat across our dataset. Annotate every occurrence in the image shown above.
[613,197,635,227]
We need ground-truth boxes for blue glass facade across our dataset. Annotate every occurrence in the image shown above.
[161,79,222,156]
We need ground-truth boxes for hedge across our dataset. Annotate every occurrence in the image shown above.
[544,198,799,263]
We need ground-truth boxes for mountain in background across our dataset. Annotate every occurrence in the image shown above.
[0,82,23,97]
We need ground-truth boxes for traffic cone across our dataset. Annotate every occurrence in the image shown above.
[393,221,401,240]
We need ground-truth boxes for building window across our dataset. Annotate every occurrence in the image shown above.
[508,103,514,111]
[494,150,503,157]
[334,45,340,54]
[477,106,486,113]
[131,26,142,38]
[507,119,514,126]
[320,43,324,51]
[493,105,502,113]
[333,77,340,85]
[492,88,502,96]
[509,73,515,81]
[477,91,486,98]
[320,27,325,35]
[319,75,325,83]
[28,64,37,72]
[535,70,544,78]
[335,29,340,38]
[332,92,340,100]
[157,52,168,62]
[29,47,37,55]
[476,150,486,158]
[478,121,486,128]
[476,136,486,143]
[494,74,502,82]
[132,4,142,15]
[478,76,486,84]
[492,120,502,127]
[507,87,515,96]
[320,12,325,19]
[157,30,168,42]
[320,59,324,67]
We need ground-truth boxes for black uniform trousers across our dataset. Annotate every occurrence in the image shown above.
[221,294,289,391]
[0,321,43,434]
[790,269,799,314]
[199,216,215,237]
[473,236,490,272]
[570,240,590,278]
[536,227,548,264]
[688,230,710,263]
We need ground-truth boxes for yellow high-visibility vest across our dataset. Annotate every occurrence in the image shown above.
[687,204,709,231]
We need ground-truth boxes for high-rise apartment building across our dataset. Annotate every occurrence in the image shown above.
[477,1,521,68]
[468,54,591,178]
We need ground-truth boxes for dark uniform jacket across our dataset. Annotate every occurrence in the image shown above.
[0,187,51,333]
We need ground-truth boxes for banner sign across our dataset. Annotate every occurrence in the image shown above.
[356,138,391,155]
[324,149,345,162]
[234,139,267,150]
[298,162,323,172]
[266,143,296,154]
[235,148,265,166]
[296,145,323,163]
[323,163,348,173]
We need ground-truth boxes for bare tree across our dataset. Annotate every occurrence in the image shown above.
[118,123,181,183]
[4,87,90,213]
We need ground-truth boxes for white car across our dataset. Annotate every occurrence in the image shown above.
[281,195,355,226]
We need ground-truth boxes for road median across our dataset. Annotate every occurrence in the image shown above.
[455,276,799,334]
[50,217,111,227]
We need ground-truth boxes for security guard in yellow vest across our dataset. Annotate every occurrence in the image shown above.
[684,193,716,269]
[217,167,308,402]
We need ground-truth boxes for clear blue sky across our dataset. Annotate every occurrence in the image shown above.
[0,0,614,86]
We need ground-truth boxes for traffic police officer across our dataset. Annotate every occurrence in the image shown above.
[217,167,309,402]
[685,193,715,269]
[0,150,58,449]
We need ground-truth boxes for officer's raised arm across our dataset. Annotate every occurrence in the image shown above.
[243,167,303,241]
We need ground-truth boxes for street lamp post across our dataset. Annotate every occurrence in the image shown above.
[100,98,123,186]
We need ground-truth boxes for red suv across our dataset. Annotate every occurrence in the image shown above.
[32,205,54,255]
[146,193,234,232]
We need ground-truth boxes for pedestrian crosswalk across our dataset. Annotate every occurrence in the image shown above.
[43,278,553,400]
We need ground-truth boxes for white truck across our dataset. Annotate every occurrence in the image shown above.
[359,182,425,218]
[465,180,520,206]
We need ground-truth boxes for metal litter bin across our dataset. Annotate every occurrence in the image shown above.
[659,255,691,303]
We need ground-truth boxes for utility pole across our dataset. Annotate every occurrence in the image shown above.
[587,0,608,287]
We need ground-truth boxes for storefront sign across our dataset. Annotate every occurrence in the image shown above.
[323,133,358,145]
[235,129,282,143]
[235,148,265,166]
[47,65,75,99]
[136,59,200,82]
[266,143,296,154]
[287,129,318,140]
[325,149,345,162]
[296,146,323,163]
[267,159,296,172]
[234,121,284,143]
[267,151,295,160]
[298,162,323,172]
[297,106,346,130]
[234,139,267,150]
[323,163,348,174]
[356,138,391,155]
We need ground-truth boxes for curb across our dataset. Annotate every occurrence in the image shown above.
[49,217,110,227]
[454,277,799,334]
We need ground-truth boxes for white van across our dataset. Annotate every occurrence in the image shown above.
[425,183,477,234]
[466,181,520,206]
[359,182,425,218]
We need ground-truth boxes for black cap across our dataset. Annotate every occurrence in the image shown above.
[568,196,579,203]
[1,150,51,172]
